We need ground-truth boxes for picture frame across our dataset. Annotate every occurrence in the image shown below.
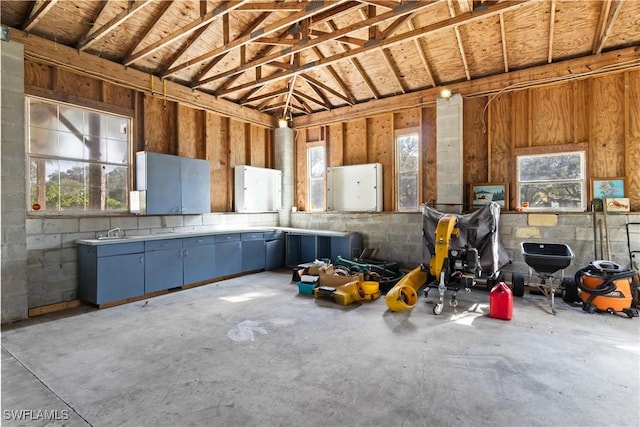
[591,177,625,200]
[470,183,509,210]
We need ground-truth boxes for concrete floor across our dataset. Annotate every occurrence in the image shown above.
[2,270,639,427]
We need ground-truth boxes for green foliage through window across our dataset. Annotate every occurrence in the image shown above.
[27,97,130,213]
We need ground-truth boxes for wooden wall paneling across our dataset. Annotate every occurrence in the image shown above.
[626,70,640,211]
[307,127,321,142]
[249,124,267,167]
[422,105,437,205]
[56,68,101,102]
[24,60,53,90]
[176,104,205,159]
[205,113,230,212]
[530,82,574,146]
[102,82,135,111]
[344,118,367,165]
[229,119,247,168]
[367,115,393,211]
[488,94,512,183]
[295,130,307,211]
[143,94,177,154]
[327,122,344,166]
[589,74,625,178]
[393,108,421,129]
[463,96,489,188]
[511,90,528,149]
[573,80,589,143]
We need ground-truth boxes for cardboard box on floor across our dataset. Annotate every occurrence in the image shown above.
[297,267,363,288]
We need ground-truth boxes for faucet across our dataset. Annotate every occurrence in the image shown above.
[107,228,122,238]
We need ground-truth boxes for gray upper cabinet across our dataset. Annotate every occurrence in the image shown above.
[135,152,210,215]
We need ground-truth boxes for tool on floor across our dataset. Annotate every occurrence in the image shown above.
[513,242,575,315]
[313,280,380,306]
[574,260,638,318]
[420,202,511,315]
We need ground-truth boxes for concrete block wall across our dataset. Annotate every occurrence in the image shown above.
[291,211,640,279]
[1,40,28,323]
[436,94,464,209]
[25,213,278,308]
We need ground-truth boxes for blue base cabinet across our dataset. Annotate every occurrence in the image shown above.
[144,239,184,293]
[78,242,145,305]
[265,231,284,270]
[183,236,216,284]
[285,231,363,267]
[242,232,266,271]
[214,234,242,277]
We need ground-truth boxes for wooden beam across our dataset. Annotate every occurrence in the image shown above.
[547,0,556,63]
[11,28,277,128]
[218,0,534,96]
[499,12,509,72]
[193,12,271,83]
[381,49,406,93]
[123,1,174,60]
[78,0,153,52]
[293,90,329,110]
[125,0,247,66]
[293,45,640,128]
[457,0,472,13]
[164,1,347,78]
[407,19,437,88]
[240,88,289,105]
[448,0,471,81]
[301,74,354,105]
[309,30,366,47]
[236,2,305,12]
[595,0,625,55]
[593,0,612,54]
[22,0,59,32]
[192,0,435,88]
[161,24,212,73]
[301,77,334,109]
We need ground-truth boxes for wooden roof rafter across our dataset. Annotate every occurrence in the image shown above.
[407,19,437,88]
[300,76,335,109]
[499,12,509,72]
[216,0,534,97]
[594,0,625,55]
[124,0,248,66]
[240,87,289,105]
[191,0,436,89]
[323,21,378,100]
[447,0,471,81]
[292,90,329,111]
[123,1,174,60]
[290,93,314,114]
[163,1,351,79]
[547,0,556,63]
[300,74,354,105]
[22,0,59,32]
[77,0,154,52]
[192,12,272,83]
[380,48,406,93]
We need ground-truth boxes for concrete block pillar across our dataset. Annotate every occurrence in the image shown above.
[274,127,294,227]
[436,93,464,212]
[1,40,28,323]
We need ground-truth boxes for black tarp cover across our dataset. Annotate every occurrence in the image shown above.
[421,202,511,277]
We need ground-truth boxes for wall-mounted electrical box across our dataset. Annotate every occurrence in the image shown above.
[326,163,383,212]
[234,165,282,213]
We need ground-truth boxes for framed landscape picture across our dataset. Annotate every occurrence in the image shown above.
[470,183,508,210]
[591,177,625,200]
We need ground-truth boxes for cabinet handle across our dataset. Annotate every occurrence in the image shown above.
[139,256,144,264]
[184,249,189,257]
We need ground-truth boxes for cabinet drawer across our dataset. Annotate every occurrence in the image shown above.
[145,239,182,252]
[214,233,240,243]
[95,242,144,257]
[183,235,216,248]
[242,232,264,241]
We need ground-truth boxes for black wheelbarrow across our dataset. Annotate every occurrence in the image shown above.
[512,242,575,315]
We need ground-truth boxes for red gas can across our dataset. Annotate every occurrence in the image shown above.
[489,282,513,320]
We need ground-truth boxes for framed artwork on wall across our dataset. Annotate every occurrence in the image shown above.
[470,183,509,210]
[591,177,625,200]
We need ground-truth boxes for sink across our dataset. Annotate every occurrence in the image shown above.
[96,235,126,240]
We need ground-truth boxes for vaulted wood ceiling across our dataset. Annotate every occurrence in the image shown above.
[2,0,639,120]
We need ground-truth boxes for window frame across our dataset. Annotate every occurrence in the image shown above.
[394,128,421,212]
[516,149,587,212]
[25,96,133,216]
[306,143,326,212]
